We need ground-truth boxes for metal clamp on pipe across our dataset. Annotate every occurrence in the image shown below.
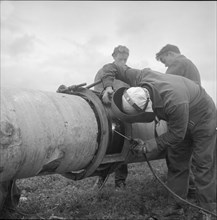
[61,87,111,180]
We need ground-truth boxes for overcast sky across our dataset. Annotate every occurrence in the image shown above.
[1,1,216,104]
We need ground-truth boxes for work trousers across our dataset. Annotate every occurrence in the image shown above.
[114,164,128,186]
[166,95,216,212]
[97,163,128,187]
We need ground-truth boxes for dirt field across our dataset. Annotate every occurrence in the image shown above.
[2,160,200,219]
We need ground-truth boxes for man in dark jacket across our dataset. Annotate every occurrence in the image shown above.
[93,45,130,190]
[156,44,201,199]
[155,44,201,85]
[98,63,216,220]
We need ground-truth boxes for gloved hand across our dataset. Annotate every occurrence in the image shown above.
[102,87,114,104]
[130,138,147,156]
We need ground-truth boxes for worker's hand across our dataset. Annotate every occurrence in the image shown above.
[130,138,147,156]
[56,85,68,93]
[102,87,114,104]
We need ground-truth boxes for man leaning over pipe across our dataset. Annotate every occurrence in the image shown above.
[96,62,216,220]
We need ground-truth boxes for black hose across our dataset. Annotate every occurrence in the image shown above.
[113,129,216,217]
[142,152,217,217]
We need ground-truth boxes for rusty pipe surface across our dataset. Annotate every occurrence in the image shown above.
[0,87,110,182]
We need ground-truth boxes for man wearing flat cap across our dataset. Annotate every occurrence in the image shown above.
[156,44,202,200]
[96,62,216,220]
[156,44,201,85]
[93,45,130,190]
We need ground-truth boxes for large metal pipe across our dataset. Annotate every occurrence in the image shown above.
[0,87,109,182]
[0,87,167,183]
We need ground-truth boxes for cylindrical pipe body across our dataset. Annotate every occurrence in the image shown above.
[0,87,100,181]
[0,87,167,183]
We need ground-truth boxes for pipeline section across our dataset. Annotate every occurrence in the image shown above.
[0,87,167,183]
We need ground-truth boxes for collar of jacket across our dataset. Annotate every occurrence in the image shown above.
[173,54,186,62]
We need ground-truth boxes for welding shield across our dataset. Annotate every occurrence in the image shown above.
[111,87,155,123]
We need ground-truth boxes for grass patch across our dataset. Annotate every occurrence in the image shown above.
[2,160,200,219]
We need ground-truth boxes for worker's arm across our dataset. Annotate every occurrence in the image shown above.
[145,103,189,153]
[93,68,105,92]
[100,63,141,104]
[101,63,141,87]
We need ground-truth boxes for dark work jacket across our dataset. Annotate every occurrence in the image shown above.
[166,55,201,85]
[94,62,129,92]
[100,63,215,151]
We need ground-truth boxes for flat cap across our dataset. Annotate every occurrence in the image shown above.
[156,44,180,60]
[112,45,129,57]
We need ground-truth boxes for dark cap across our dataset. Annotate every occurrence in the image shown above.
[112,45,129,57]
[156,44,180,60]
